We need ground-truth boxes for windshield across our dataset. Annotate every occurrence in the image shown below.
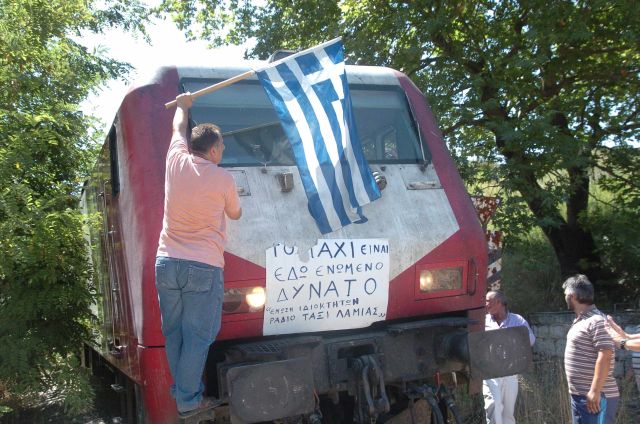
[184,78,426,166]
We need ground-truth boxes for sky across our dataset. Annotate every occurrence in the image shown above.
[80,8,251,135]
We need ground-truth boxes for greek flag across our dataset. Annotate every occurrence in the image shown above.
[256,38,381,234]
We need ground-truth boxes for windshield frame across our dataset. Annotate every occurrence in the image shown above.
[180,77,429,167]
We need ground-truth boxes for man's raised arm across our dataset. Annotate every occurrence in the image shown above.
[173,93,193,140]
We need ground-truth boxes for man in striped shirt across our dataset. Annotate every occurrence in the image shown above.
[563,274,619,424]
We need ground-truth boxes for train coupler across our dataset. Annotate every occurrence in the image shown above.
[351,354,390,423]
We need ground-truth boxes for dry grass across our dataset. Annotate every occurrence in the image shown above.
[516,359,640,424]
[515,360,572,423]
[613,375,640,424]
[451,359,640,424]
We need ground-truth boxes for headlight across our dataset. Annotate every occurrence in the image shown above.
[246,287,266,309]
[223,286,266,314]
[419,270,435,291]
[418,267,463,293]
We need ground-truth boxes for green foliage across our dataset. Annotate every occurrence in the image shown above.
[588,187,640,303]
[43,354,95,415]
[159,0,640,289]
[502,193,640,311]
[0,0,147,414]
[501,230,564,315]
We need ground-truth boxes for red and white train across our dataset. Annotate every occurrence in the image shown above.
[82,58,529,424]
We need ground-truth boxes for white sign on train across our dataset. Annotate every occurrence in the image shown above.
[263,239,390,336]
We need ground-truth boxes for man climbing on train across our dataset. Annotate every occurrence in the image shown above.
[155,92,242,419]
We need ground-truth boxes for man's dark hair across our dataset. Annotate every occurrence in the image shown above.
[562,274,595,305]
[190,123,222,155]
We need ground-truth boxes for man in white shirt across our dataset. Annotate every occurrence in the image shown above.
[483,290,536,424]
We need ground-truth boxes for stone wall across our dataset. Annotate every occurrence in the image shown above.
[528,310,640,380]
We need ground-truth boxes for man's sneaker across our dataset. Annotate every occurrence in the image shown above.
[178,397,223,418]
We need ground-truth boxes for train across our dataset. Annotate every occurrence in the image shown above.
[81,56,531,423]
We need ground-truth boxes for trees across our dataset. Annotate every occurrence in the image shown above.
[0,0,146,414]
[159,0,640,294]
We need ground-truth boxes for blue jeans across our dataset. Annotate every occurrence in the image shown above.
[155,256,223,413]
[570,394,607,424]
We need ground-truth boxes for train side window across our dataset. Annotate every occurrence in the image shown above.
[108,125,120,196]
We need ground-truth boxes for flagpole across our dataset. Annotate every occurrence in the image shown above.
[164,37,342,109]
[164,69,256,109]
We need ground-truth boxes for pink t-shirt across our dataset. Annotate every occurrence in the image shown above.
[156,136,240,267]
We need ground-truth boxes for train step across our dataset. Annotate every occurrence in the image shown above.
[177,408,215,424]
[177,399,221,424]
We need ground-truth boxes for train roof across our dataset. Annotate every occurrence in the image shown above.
[132,62,403,91]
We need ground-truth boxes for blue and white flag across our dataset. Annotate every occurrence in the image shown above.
[256,38,381,234]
